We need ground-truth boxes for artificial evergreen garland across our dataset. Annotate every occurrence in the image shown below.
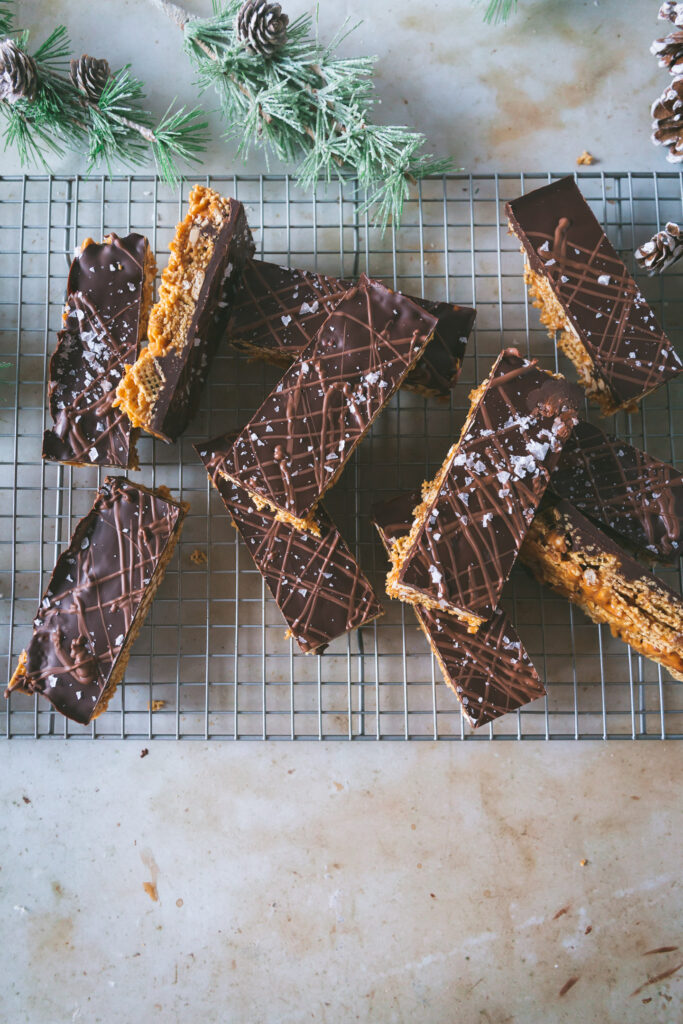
[149,0,452,229]
[0,0,208,183]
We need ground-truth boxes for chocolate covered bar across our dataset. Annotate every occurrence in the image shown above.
[520,498,683,682]
[506,176,682,415]
[551,420,683,560]
[387,349,582,629]
[372,491,545,728]
[6,478,187,724]
[43,233,156,468]
[116,186,254,442]
[229,259,476,398]
[215,274,439,534]
[197,433,383,653]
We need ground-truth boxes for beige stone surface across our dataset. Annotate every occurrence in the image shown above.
[1,742,681,1023]
[2,0,670,175]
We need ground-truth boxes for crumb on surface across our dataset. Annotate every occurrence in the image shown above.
[580,858,588,866]
[576,151,595,165]
[140,747,149,758]
[190,548,207,565]
[143,881,158,902]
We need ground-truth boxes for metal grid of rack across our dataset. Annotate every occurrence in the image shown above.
[1,171,682,740]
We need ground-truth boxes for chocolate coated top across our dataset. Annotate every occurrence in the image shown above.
[197,434,383,653]
[148,201,254,441]
[551,420,683,560]
[395,349,582,621]
[43,233,147,467]
[7,477,183,725]
[229,259,475,397]
[506,176,682,408]
[217,274,439,523]
[372,490,545,728]
[527,496,683,595]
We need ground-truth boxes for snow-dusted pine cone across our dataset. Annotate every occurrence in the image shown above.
[660,1,683,26]
[70,55,111,102]
[0,38,38,104]
[235,0,289,57]
[652,76,683,161]
[652,30,683,74]
[635,222,683,274]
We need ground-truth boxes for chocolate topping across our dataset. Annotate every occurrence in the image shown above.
[392,349,582,624]
[551,421,683,560]
[196,434,383,653]
[6,477,184,725]
[146,201,254,441]
[372,491,545,728]
[42,233,149,467]
[229,259,476,397]
[506,176,682,409]
[216,274,439,528]
[524,496,683,604]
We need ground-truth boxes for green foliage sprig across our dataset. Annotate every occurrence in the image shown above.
[0,0,13,36]
[483,0,518,24]
[0,1,208,183]
[151,0,453,229]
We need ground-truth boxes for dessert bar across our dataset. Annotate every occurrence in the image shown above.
[197,433,383,654]
[6,477,187,724]
[520,498,683,681]
[43,233,156,468]
[551,420,683,560]
[215,274,439,534]
[506,175,682,415]
[387,349,582,629]
[229,259,476,398]
[372,491,545,728]
[116,186,254,442]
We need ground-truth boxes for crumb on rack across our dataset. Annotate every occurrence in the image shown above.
[576,151,595,166]
[190,548,207,565]
[148,699,166,711]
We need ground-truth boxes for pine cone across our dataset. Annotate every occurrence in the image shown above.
[651,76,683,161]
[235,0,289,57]
[70,55,111,102]
[660,1,683,26]
[635,222,683,274]
[651,31,683,74]
[0,38,38,104]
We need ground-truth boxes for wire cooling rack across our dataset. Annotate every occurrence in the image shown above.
[1,172,682,741]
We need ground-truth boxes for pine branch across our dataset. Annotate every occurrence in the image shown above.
[150,0,454,229]
[1,13,209,183]
[483,0,518,24]
[0,0,14,36]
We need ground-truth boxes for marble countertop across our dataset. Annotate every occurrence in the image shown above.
[1,2,682,1022]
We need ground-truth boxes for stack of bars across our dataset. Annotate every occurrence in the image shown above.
[6,175,683,731]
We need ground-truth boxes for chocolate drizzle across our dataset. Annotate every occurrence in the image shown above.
[42,233,149,467]
[196,434,383,653]
[6,477,184,725]
[229,259,476,397]
[372,490,545,728]
[506,176,683,409]
[217,274,439,527]
[551,421,683,560]
[392,349,582,624]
